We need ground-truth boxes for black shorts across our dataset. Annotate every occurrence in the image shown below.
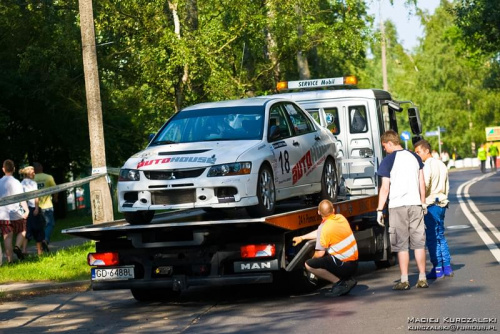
[26,207,45,242]
[306,255,358,280]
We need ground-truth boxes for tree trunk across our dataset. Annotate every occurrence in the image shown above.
[265,1,280,85]
[295,5,310,80]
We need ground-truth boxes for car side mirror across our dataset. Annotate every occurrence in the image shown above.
[408,107,422,135]
[148,133,155,142]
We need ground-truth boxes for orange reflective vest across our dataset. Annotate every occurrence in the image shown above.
[320,214,358,262]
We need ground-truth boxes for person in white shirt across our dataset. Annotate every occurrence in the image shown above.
[377,130,428,290]
[0,159,29,263]
[20,166,44,255]
[415,140,453,279]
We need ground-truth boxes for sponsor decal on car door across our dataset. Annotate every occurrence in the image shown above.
[282,103,326,186]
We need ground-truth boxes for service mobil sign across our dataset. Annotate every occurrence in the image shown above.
[485,127,500,141]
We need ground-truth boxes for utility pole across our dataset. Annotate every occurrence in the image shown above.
[78,0,114,224]
[379,0,389,91]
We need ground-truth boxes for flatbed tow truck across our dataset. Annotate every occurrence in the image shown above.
[63,194,388,301]
[63,76,424,301]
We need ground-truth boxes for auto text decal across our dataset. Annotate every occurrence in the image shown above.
[137,156,217,169]
[292,143,329,184]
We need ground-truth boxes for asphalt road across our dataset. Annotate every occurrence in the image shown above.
[1,168,499,334]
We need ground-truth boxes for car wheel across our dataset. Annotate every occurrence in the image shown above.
[247,165,275,217]
[124,210,155,225]
[131,288,180,302]
[318,157,339,203]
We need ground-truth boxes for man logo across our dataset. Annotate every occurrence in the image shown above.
[241,262,271,270]
[233,259,278,273]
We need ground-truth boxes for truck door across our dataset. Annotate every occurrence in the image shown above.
[342,103,377,196]
[307,102,376,197]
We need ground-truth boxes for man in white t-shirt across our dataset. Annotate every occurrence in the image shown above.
[376,130,428,290]
[0,159,29,264]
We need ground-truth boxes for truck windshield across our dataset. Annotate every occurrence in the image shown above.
[150,106,265,145]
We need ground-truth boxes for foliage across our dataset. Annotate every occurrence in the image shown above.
[362,0,500,157]
[454,0,500,55]
[2,0,499,177]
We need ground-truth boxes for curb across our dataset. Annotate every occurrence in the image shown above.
[0,280,90,299]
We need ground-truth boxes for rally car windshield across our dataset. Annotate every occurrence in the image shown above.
[150,106,265,145]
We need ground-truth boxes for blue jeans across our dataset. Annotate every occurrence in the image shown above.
[40,207,55,243]
[424,205,451,267]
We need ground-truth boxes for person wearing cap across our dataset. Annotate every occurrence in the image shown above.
[292,199,358,297]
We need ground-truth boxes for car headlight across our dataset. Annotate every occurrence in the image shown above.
[207,162,252,177]
[119,169,140,181]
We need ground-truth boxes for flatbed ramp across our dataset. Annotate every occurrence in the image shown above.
[63,195,379,240]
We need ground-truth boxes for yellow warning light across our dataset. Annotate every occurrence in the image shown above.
[276,81,288,91]
[344,76,358,85]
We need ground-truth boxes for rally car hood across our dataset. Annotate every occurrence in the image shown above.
[122,141,262,170]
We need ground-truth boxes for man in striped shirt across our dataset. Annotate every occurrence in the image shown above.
[292,200,358,297]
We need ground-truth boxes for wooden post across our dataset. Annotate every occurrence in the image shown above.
[78,0,114,224]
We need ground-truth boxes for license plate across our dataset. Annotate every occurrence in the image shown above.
[91,266,135,281]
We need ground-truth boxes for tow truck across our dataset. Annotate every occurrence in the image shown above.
[63,76,424,301]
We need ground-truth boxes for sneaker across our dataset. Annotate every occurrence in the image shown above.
[426,267,444,280]
[14,246,25,260]
[443,265,454,277]
[344,277,358,291]
[326,278,358,297]
[326,281,350,297]
[42,240,50,253]
[416,279,429,288]
[392,281,410,290]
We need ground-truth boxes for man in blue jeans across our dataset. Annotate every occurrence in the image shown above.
[414,140,453,278]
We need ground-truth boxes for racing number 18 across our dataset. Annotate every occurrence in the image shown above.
[279,150,290,173]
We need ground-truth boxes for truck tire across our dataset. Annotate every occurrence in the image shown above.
[246,165,275,217]
[317,157,339,203]
[131,288,180,302]
[375,251,397,269]
[124,210,155,225]
[286,269,324,293]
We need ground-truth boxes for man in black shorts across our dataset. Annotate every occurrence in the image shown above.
[292,200,358,296]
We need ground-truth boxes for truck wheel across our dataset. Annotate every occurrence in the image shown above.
[375,251,397,269]
[317,157,339,203]
[246,165,275,217]
[124,210,155,225]
[286,269,324,293]
[131,288,180,302]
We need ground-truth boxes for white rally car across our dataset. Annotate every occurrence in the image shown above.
[118,96,340,224]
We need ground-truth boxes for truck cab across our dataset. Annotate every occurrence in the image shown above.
[270,76,423,199]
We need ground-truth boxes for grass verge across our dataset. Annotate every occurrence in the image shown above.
[0,241,95,283]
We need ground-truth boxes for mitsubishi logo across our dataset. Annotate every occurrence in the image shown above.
[167,172,176,180]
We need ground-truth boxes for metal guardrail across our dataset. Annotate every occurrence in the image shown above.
[0,167,120,207]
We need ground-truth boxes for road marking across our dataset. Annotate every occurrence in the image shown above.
[456,173,500,264]
[447,225,470,229]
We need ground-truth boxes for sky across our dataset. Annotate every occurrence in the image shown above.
[367,0,441,51]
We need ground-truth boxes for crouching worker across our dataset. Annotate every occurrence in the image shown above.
[292,200,358,296]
